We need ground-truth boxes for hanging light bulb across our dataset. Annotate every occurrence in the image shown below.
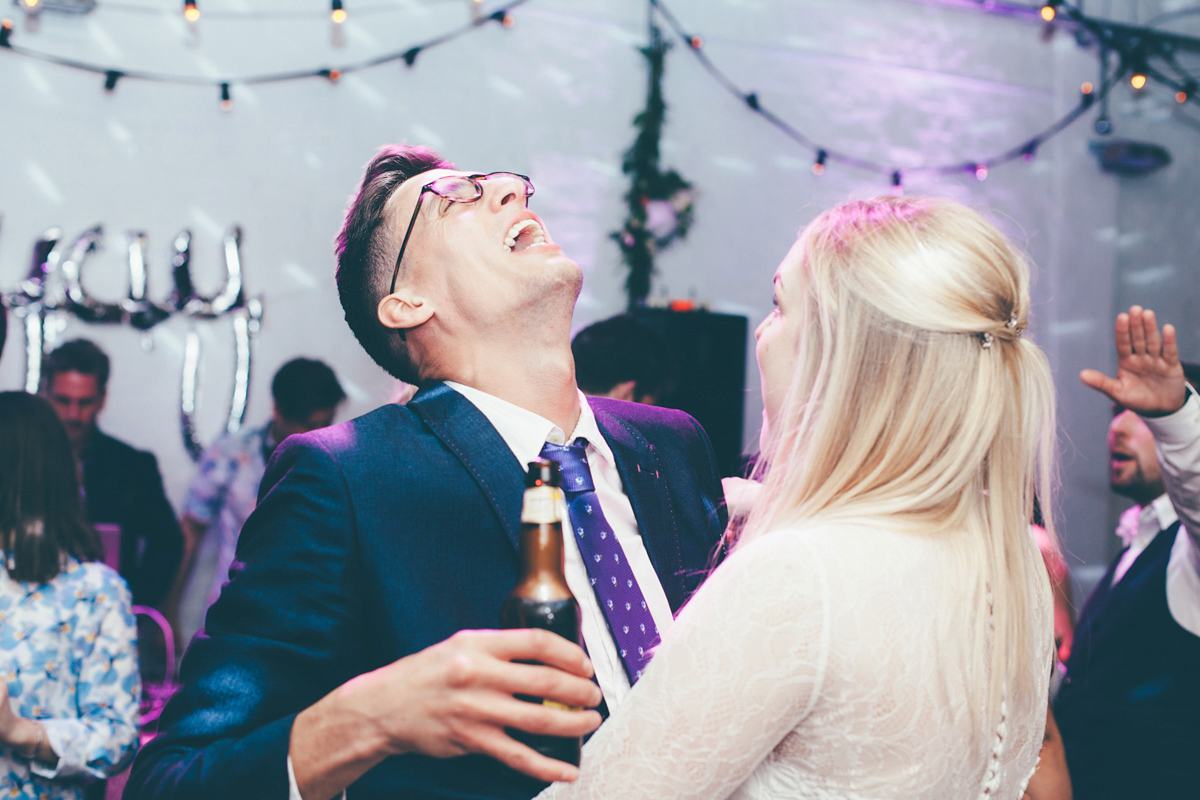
[974,164,989,181]
[689,35,704,50]
[219,82,232,112]
[331,0,346,24]
[1021,142,1038,163]
[812,150,827,176]
[184,0,199,22]
[0,18,14,48]
[21,0,42,15]
[891,171,903,195]
[1130,72,1147,90]
[1040,4,1055,21]
[104,70,121,92]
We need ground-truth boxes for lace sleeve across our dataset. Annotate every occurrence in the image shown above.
[538,531,829,800]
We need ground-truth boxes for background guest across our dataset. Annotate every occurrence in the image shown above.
[0,392,141,800]
[571,313,675,405]
[1053,307,1200,800]
[171,357,346,649]
[40,339,182,610]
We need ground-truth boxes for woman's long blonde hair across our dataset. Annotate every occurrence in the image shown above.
[741,195,1056,751]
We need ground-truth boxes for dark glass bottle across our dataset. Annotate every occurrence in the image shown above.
[500,458,583,766]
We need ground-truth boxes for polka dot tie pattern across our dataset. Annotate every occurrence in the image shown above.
[540,438,660,683]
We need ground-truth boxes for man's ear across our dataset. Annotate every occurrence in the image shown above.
[378,289,434,333]
[605,380,637,403]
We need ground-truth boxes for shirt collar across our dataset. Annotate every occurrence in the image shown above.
[1116,493,1179,548]
[1147,493,1179,532]
[443,382,615,470]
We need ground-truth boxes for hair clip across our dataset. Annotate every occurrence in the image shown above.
[979,331,995,349]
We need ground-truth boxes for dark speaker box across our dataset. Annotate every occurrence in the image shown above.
[631,308,748,478]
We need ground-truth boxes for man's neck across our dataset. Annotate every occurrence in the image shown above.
[439,347,581,435]
[1120,482,1167,509]
[72,428,98,458]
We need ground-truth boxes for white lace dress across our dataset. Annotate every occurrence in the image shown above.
[538,521,1052,800]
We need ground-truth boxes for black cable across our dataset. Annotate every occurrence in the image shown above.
[651,0,1123,182]
[0,0,528,88]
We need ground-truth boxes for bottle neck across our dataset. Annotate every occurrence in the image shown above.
[519,521,567,579]
[517,483,571,598]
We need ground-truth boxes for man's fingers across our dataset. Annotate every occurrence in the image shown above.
[1114,312,1132,359]
[1128,306,1147,354]
[486,661,603,709]
[476,694,603,738]
[1142,308,1162,355]
[1080,368,1119,401]
[1162,323,1179,365]
[466,726,581,784]
[470,628,596,679]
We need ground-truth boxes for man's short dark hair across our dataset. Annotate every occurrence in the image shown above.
[572,314,676,403]
[43,338,111,393]
[271,358,346,422]
[335,145,454,385]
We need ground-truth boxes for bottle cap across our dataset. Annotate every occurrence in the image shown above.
[525,458,562,488]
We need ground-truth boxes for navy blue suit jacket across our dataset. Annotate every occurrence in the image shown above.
[126,384,726,800]
[81,431,183,608]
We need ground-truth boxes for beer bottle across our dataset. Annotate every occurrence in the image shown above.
[500,458,584,766]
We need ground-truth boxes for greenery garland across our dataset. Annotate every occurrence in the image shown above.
[612,24,696,310]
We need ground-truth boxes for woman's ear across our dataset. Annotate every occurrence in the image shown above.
[378,289,434,333]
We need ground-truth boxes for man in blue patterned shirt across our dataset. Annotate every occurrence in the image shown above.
[172,358,345,649]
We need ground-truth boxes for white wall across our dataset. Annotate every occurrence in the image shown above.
[2,0,1195,585]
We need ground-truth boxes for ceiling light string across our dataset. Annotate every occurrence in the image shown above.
[650,0,1131,188]
[0,0,528,109]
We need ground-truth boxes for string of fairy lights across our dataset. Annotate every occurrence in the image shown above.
[1,0,1198,187]
[649,0,1200,188]
[0,0,523,109]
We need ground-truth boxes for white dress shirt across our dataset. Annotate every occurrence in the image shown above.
[446,382,676,707]
[1110,386,1200,637]
[288,385,676,800]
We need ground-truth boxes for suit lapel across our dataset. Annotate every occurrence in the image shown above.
[408,383,524,552]
[591,402,687,612]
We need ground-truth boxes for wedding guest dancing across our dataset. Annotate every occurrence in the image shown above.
[540,196,1057,799]
[0,392,141,799]
[1053,307,1200,800]
[125,146,726,800]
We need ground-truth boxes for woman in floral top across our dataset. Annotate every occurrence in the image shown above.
[0,392,140,800]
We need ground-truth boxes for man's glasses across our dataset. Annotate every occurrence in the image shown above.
[389,172,535,294]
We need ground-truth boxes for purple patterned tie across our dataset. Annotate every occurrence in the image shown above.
[540,438,660,683]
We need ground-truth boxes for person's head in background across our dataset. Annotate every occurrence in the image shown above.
[269,358,347,445]
[41,338,110,455]
[1107,360,1200,508]
[571,313,676,405]
[0,391,102,584]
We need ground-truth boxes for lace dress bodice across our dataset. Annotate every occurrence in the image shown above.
[538,521,1052,800]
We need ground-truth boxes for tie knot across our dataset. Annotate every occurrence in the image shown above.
[539,438,594,494]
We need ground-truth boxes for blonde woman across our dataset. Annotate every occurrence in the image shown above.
[539,196,1057,799]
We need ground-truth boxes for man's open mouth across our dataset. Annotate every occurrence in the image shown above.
[503,219,546,253]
